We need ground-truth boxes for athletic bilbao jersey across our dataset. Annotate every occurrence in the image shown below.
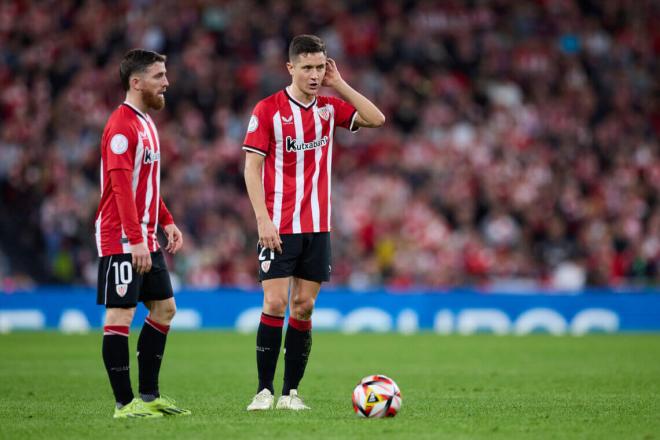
[242,88,357,234]
[95,102,163,256]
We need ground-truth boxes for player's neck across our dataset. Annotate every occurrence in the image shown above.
[287,85,315,106]
[124,93,149,116]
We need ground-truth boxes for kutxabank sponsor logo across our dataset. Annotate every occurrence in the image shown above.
[285,135,328,153]
[143,148,160,164]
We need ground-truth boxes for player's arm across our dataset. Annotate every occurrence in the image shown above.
[158,198,183,255]
[108,168,151,274]
[106,127,151,273]
[323,58,385,128]
[244,152,282,253]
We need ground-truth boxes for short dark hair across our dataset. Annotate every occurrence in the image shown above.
[119,49,167,91]
[288,34,326,62]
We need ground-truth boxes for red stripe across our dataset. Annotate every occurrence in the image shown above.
[260,313,284,328]
[103,325,129,337]
[144,117,160,251]
[146,316,170,334]
[317,123,329,231]
[288,316,312,331]
[300,149,314,231]
[280,117,297,234]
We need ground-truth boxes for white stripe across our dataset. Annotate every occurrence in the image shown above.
[120,226,131,254]
[104,330,129,337]
[272,111,284,230]
[96,159,103,256]
[147,116,160,251]
[242,146,267,156]
[349,111,360,132]
[104,256,113,305]
[327,109,335,229]
[132,127,144,198]
[137,118,155,247]
[311,105,323,232]
[95,216,102,256]
[290,103,305,233]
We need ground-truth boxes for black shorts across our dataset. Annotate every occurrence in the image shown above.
[97,250,174,308]
[258,232,331,283]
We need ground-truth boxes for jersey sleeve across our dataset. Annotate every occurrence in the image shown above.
[104,119,138,171]
[327,96,359,133]
[242,100,273,156]
[109,169,143,245]
[158,197,174,227]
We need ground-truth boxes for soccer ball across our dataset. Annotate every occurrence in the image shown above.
[352,374,402,418]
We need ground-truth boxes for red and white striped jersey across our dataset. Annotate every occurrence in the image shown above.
[95,102,164,257]
[243,88,357,234]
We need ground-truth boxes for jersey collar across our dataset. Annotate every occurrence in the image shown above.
[122,101,148,121]
[285,87,316,110]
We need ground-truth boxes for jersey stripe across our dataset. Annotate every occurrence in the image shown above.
[147,115,160,251]
[311,105,323,232]
[138,117,156,250]
[327,109,335,229]
[290,103,305,233]
[272,111,284,230]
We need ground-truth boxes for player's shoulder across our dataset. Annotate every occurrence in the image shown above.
[102,104,140,147]
[316,95,344,107]
[106,104,139,127]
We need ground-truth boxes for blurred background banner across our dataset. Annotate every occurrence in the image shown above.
[0,0,658,292]
[1,287,659,333]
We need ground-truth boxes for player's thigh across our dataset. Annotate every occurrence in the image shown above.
[289,277,321,319]
[258,234,302,281]
[293,232,331,282]
[140,251,174,303]
[262,277,291,316]
[97,253,142,308]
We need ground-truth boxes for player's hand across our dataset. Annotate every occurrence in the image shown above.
[164,223,183,254]
[257,216,282,254]
[131,242,152,274]
[322,58,343,88]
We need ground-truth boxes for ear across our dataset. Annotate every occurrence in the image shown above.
[286,61,294,76]
[130,74,142,91]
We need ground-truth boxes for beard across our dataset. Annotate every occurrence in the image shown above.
[142,88,165,111]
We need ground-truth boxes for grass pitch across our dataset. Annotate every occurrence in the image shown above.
[0,332,659,439]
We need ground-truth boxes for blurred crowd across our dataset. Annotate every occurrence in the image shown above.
[1,0,658,291]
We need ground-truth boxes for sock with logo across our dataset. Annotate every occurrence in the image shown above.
[102,325,133,407]
[282,317,312,395]
[256,313,284,394]
[137,316,169,399]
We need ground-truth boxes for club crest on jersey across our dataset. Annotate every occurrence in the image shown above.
[248,115,259,133]
[317,105,331,121]
[110,134,129,154]
[116,284,128,297]
[285,135,329,153]
[261,261,271,273]
[143,147,160,164]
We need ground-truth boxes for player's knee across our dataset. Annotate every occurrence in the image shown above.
[291,296,315,319]
[150,300,176,324]
[104,307,136,326]
[263,294,288,316]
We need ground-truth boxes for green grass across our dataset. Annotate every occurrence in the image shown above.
[1,332,659,439]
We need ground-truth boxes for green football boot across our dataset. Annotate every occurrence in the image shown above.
[142,395,191,416]
[113,398,164,419]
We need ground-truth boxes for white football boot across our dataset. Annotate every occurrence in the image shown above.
[276,389,310,410]
[247,389,274,411]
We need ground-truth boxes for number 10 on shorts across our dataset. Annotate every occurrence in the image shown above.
[113,261,133,297]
